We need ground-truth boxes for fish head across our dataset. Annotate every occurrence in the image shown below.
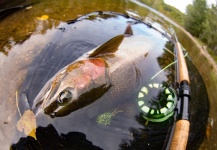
[32,58,110,118]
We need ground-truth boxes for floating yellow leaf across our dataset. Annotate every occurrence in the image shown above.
[37,15,49,20]
[16,110,37,140]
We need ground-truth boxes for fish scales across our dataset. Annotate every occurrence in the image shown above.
[104,36,150,100]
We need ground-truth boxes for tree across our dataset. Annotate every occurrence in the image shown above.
[184,0,208,37]
[200,4,217,53]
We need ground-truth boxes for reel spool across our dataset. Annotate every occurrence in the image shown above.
[137,83,177,122]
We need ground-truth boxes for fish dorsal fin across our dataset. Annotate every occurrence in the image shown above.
[89,34,124,58]
[124,24,133,36]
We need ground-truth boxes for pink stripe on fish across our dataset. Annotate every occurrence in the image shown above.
[67,58,107,89]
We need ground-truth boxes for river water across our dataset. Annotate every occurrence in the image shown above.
[0,0,213,149]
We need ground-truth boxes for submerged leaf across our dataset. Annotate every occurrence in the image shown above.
[96,109,123,125]
[37,15,49,20]
[16,110,37,140]
[97,112,113,125]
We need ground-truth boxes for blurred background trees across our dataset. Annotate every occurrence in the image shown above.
[185,0,217,54]
[140,0,217,55]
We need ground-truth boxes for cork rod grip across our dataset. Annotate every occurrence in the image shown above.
[176,42,190,84]
[169,120,190,150]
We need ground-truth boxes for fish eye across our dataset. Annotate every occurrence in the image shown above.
[57,90,72,105]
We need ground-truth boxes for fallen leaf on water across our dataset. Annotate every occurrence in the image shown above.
[16,110,37,140]
[37,15,49,20]
[97,112,113,125]
[96,108,123,125]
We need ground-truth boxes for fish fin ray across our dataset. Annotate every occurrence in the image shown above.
[89,34,124,58]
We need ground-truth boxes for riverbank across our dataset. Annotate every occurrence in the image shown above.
[176,25,217,73]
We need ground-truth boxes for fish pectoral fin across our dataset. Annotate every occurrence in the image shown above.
[89,34,124,58]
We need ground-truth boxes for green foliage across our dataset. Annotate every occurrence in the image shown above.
[200,5,217,53]
[185,0,208,37]
[138,0,217,55]
[139,0,185,25]
[161,4,185,25]
[185,0,217,54]
[139,0,156,6]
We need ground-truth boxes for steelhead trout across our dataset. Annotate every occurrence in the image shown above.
[32,25,152,117]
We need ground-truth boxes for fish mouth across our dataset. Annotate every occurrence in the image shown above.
[32,98,58,118]
[43,100,60,118]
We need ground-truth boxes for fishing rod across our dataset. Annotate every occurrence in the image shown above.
[167,28,190,150]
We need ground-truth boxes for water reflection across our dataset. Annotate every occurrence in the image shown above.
[0,1,210,149]
[16,12,173,149]
[11,115,172,150]
[120,113,174,150]
[157,41,175,85]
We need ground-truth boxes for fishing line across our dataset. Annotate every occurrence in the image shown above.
[151,51,188,80]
